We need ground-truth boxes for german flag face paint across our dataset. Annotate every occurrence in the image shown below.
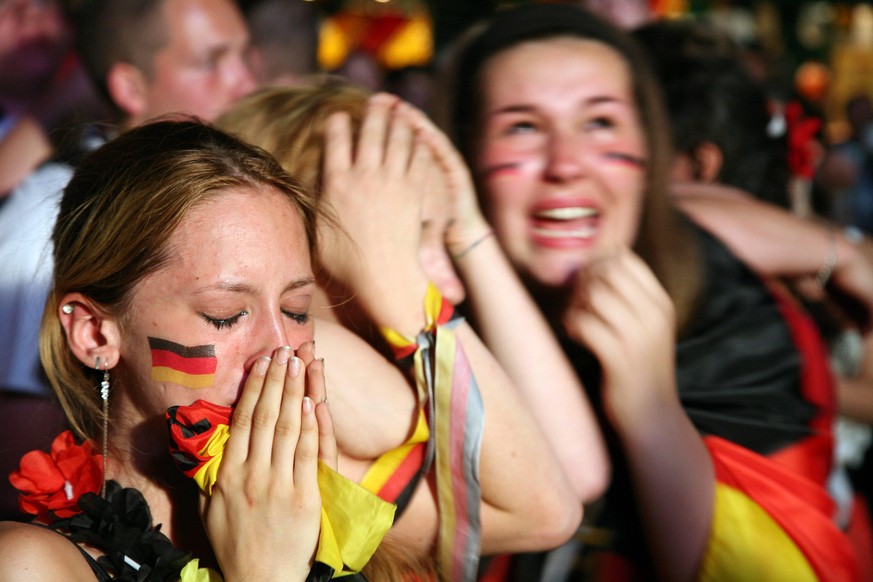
[149,337,217,389]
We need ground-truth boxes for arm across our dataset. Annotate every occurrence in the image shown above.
[0,117,53,196]
[563,248,713,582]
[320,94,581,555]
[672,181,873,327]
[402,103,610,504]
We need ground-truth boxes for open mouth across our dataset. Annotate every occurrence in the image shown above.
[532,206,599,239]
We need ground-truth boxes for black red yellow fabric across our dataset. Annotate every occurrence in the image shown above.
[166,399,396,578]
[380,284,485,582]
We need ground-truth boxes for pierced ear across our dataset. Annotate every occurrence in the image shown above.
[692,142,724,183]
[106,62,148,122]
[59,293,121,370]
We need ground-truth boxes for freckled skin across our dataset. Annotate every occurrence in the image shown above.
[112,186,316,426]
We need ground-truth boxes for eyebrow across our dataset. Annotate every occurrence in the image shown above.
[488,95,630,117]
[191,277,316,295]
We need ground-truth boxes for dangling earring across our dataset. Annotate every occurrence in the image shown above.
[95,356,110,497]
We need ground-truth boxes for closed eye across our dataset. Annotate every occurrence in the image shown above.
[202,310,248,330]
[283,310,310,325]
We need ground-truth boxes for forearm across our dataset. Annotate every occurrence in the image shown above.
[672,182,859,277]
[0,117,53,196]
[837,377,873,423]
[455,233,609,502]
[613,394,714,582]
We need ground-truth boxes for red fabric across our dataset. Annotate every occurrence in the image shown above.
[166,399,231,479]
[767,283,836,486]
[706,436,860,581]
[374,442,426,504]
[8,430,103,521]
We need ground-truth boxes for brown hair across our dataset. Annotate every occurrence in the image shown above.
[41,118,319,442]
[443,4,701,332]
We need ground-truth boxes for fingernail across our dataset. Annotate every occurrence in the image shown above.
[303,396,313,414]
[289,356,301,377]
[275,346,291,365]
[254,357,271,376]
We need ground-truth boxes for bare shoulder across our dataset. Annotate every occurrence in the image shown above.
[0,521,97,581]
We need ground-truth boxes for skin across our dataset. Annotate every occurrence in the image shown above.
[0,186,332,581]
[471,38,714,581]
[475,37,647,289]
[122,0,256,127]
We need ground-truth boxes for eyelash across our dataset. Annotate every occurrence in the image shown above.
[201,310,310,330]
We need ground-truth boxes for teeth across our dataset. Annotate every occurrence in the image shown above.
[534,226,597,239]
[536,207,597,220]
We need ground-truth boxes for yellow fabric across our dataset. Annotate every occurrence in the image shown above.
[193,429,394,577]
[193,424,230,495]
[179,559,223,582]
[698,483,817,582]
[315,461,397,576]
[359,409,429,494]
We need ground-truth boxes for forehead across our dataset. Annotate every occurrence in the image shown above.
[159,0,248,52]
[167,186,309,268]
[479,37,633,105]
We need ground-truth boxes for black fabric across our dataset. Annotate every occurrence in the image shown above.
[676,226,816,454]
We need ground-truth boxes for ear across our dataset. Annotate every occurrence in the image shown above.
[58,293,121,370]
[692,142,724,183]
[106,62,148,121]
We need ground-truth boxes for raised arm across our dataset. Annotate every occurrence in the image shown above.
[672,181,873,327]
[563,248,714,582]
[404,105,609,503]
[319,94,581,555]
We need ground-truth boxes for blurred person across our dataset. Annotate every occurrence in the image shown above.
[241,0,321,86]
[445,4,862,580]
[636,20,873,574]
[576,0,653,30]
[0,0,102,521]
[73,0,257,132]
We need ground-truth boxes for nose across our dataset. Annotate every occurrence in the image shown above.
[544,129,584,183]
[244,309,291,369]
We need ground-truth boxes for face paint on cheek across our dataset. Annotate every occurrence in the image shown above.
[479,161,525,179]
[148,337,217,389]
[603,151,647,169]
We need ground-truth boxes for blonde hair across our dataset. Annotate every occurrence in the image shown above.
[216,79,370,194]
[41,118,320,442]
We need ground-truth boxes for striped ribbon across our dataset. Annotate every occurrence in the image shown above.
[380,284,485,582]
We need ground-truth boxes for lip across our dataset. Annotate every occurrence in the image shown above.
[529,200,600,248]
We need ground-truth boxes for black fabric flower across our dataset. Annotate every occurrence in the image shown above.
[51,480,191,581]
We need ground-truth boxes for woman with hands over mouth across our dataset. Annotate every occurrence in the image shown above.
[218,84,588,581]
[443,4,861,581]
[0,120,389,581]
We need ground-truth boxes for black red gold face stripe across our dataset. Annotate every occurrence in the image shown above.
[149,337,217,389]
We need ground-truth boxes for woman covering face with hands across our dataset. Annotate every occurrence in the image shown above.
[446,4,861,581]
[0,120,396,582]
[218,83,589,581]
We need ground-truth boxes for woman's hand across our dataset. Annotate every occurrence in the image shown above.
[394,103,492,258]
[562,248,679,427]
[201,345,335,582]
[320,93,433,336]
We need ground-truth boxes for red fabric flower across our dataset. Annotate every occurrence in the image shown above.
[8,430,103,521]
[785,101,822,180]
